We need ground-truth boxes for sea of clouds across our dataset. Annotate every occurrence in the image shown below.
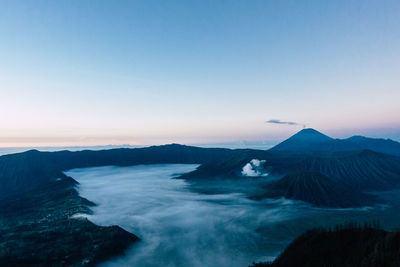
[67,164,297,266]
[66,164,389,267]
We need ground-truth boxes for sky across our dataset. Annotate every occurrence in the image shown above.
[0,0,399,147]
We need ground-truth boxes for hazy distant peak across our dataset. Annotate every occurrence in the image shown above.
[26,149,41,153]
[270,128,400,157]
[286,128,333,142]
[346,135,395,142]
[347,135,366,140]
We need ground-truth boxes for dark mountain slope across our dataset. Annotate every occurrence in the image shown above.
[262,171,378,208]
[270,128,400,157]
[345,135,400,156]
[251,225,400,267]
[287,150,400,190]
[269,128,334,151]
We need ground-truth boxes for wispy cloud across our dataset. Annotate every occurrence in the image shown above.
[266,119,306,128]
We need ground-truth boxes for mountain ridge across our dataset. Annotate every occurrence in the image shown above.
[270,128,400,157]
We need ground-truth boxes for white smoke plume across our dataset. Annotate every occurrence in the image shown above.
[241,159,268,177]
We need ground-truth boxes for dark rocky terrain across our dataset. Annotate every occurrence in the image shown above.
[0,176,139,266]
[251,224,400,267]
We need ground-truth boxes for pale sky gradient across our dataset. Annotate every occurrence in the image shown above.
[1,0,400,147]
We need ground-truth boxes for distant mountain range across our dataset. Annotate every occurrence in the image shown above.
[270,128,400,157]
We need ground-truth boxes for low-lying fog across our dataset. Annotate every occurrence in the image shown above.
[67,164,400,267]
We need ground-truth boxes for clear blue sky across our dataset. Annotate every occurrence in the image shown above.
[1,0,399,146]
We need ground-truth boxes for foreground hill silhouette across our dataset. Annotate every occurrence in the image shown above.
[270,128,400,157]
[251,224,400,267]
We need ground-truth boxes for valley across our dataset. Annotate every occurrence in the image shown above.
[1,129,400,266]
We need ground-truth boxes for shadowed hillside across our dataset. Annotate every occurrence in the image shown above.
[251,224,400,267]
[0,176,139,266]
